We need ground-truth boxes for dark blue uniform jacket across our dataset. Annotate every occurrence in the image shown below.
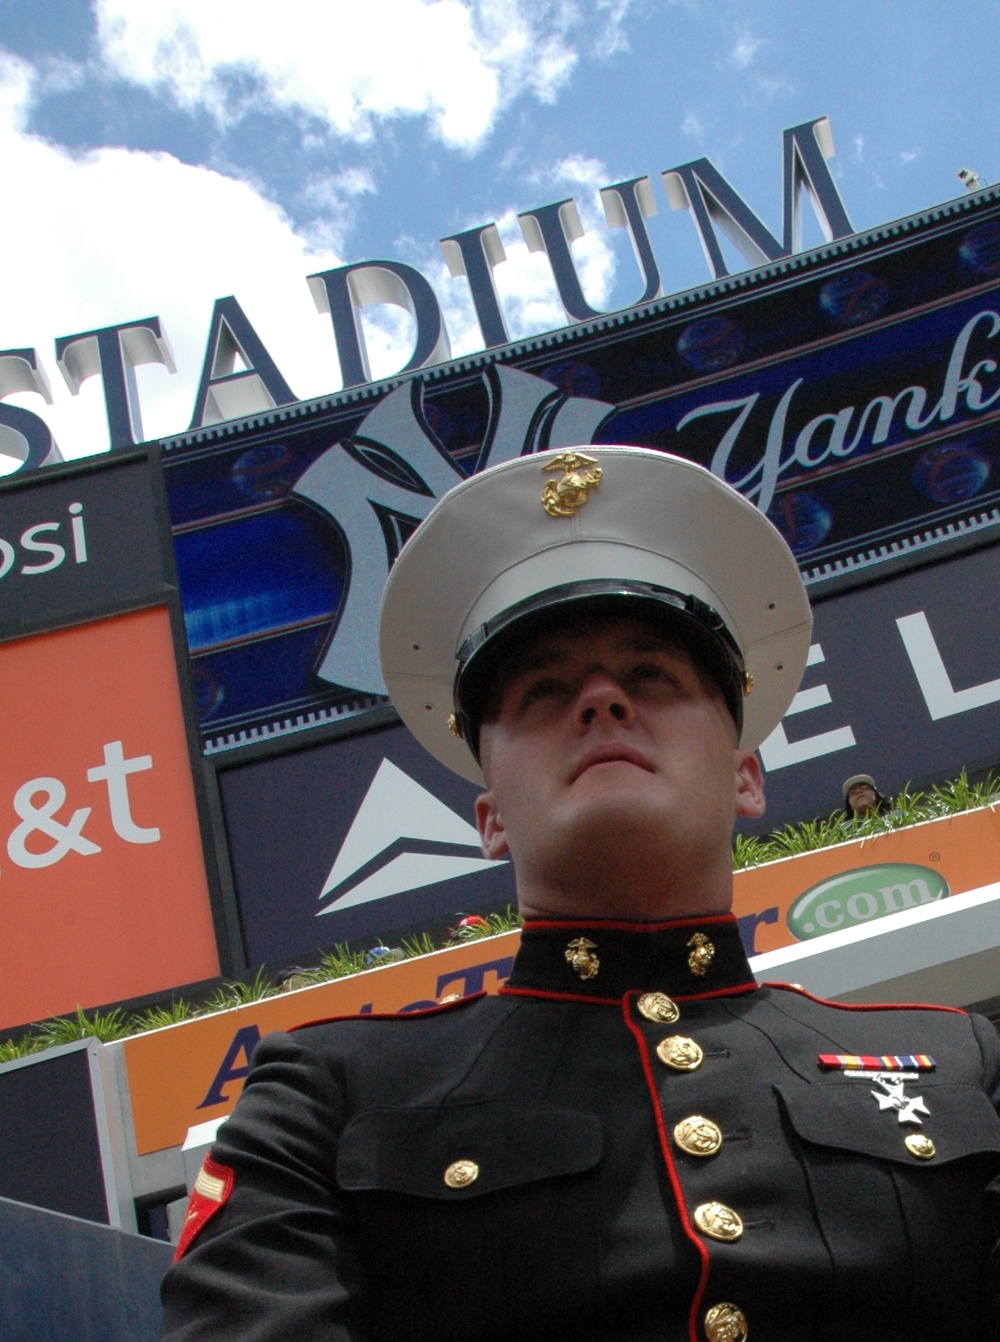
[160,915,1000,1341]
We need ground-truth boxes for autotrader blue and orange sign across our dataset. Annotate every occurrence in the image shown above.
[732,805,1000,957]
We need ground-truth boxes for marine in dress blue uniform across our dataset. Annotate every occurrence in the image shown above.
[161,447,1000,1342]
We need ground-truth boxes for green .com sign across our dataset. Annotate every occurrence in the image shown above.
[787,864,950,941]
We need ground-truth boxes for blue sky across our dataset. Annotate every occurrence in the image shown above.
[1,0,998,462]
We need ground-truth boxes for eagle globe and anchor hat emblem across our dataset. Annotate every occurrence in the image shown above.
[378,444,812,785]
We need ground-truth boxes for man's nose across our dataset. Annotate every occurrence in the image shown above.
[577,672,632,727]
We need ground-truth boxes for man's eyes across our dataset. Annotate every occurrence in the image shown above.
[518,677,571,708]
[627,661,681,686]
[516,662,684,709]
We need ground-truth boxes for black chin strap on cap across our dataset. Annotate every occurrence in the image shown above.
[452,579,748,761]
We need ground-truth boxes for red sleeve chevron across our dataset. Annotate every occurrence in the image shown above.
[173,1154,235,1262]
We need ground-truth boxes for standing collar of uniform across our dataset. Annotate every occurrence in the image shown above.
[502,913,757,1003]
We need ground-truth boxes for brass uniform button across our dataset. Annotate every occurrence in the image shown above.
[704,1301,748,1342]
[693,1201,744,1242]
[905,1132,936,1160]
[674,1115,723,1157]
[637,991,679,1024]
[656,1035,704,1071]
[443,1159,479,1189]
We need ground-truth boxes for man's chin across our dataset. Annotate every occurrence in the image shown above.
[556,790,674,856]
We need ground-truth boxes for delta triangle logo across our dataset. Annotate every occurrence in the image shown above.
[317,758,507,916]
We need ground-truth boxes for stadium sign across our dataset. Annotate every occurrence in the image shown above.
[0,118,852,463]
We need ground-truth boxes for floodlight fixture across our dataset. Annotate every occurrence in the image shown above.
[958,167,986,191]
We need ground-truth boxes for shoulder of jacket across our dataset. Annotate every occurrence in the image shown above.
[289,990,488,1034]
[762,981,968,1017]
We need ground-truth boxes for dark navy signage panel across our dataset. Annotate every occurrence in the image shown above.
[163,203,1000,757]
[748,539,1000,832]
[218,721,515,967]
[0,1196,171,1342]
[0,1042,112,1224]
[0,456,167,642]
[607,287,1000,576]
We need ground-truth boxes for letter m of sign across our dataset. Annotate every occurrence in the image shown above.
[661,117,854,279]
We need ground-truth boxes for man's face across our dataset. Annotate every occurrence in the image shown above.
[848,783,878,814]
[473,612,764,914]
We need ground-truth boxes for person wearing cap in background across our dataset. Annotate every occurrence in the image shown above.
[161,447,1000,1342]
[842,772,887,820]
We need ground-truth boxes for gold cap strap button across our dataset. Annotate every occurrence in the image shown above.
[704,1302,748,1342]
[443,1159,479,1189]
[693,1201,743,1242]
[674,1115,723,1157]
[656,1035,703,1071]
[637,991,679,1024]
[905,1132,936,1160]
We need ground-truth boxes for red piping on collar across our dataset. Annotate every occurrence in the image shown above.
[522,913,736,933]
[764,982,966,1015]
[499,981,759,1004]
[499,985,623,1005]
[622,992,709,1342]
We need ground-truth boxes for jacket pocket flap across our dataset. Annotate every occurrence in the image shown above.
[776,1082,1000,1165]
[337,1100,604,1199]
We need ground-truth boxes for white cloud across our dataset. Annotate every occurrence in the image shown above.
[0,53,354,463]
[298,165,377,252]
[752,74,793,103]
[682,111,706,142]
[900,147,920,165]
[727,29,761,70]
[94,0,625,151]
[592,0,633,57]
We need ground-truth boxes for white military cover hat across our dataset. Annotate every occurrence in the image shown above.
[379,445,812,784]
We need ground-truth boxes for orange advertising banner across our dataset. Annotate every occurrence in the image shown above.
[732,806,1000,956]
[124,934,519,1155]
[0,607,219,1028]
[121,805,1000,1156]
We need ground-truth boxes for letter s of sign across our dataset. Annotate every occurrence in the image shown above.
[293,365,614,695]
[20,522,65,575]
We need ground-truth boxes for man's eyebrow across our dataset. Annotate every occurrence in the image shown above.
[501,646,562,679]
[614,633,689,657]
[503,632,691,678]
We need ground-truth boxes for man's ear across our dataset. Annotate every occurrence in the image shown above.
[475,790,510,860]
[734,750,766,819]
